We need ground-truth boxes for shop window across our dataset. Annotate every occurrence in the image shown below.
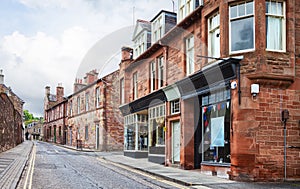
[170,99,180,114]
[229,1,254,53]
[201,89,231,164]
[266,0,285,51]
[124,114,148,151]
[149,104,166,146]
[208,12,220,58]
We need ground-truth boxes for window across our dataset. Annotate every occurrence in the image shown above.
[85,93,89,111]
[120,78,125,104]
[150,61,156,92]
[77,96,80,114]
[149,104,166,146]
[96,87,100,108]
[158,56,164,88]
[230,1,254,53]
[266,0,285,51]
[59,126,61,136]
[85,126,88,140]
[171,99,180,114]
[152,16,163,43]
[208,13,220,58]
[69,100,73,116]
[201,89,231,164]
[133,72,138,100]
[186,35,194,75]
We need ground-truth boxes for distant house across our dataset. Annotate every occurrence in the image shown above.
[43,84,67,144]
[26,120,44,140]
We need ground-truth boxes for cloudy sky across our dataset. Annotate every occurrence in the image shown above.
[0,0,177,117]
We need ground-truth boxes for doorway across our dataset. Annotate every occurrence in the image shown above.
[172,121,180,163]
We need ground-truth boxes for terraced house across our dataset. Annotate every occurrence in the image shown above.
[120,0,300,181]
[67,70,123,151]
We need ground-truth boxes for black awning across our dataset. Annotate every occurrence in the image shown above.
[176,58,240,99]
[119,89,167,116]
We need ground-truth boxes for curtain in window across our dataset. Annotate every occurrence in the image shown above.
[266,16,282,50]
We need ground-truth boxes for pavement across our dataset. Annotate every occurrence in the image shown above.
[0,140,33,189]
[1,141,300,189]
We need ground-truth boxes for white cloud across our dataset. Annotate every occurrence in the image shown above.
[0,0,177,117]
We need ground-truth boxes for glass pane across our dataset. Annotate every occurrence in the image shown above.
[238,3,245,16]
[278,2,283,16]
[266,16,282,50]
[246,1,254,15]
[271,1,277,14]
[230,5,237,19]
[266,1,269,13]
[231,17,254,52]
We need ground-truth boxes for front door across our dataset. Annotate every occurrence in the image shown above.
[96,124,100,150]
[172,121,180,163]
[70,128,72,146]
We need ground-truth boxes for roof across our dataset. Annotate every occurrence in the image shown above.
[132,19,151,41]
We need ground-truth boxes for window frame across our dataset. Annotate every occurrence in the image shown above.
[77,96,81,114]
[132,72,138,100]
[186,35,195,75]
[120,78,125,104]
[85,93,89,111]
[208,12,220,59]
[229,1,255,54]
[158,56,164,89]
[150,61,156,92]
[265,0,286,52]
[170,99,180,115]
[96,87,100,108]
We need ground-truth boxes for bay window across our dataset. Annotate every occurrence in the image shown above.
[230,1,254,53]
[266,0,285,51]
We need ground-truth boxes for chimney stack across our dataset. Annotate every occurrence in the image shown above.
[121,47,133,62]
[45,86,50,96]
[0,69,4,85]
[56,83,64,102]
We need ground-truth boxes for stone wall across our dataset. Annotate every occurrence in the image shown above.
[0,93,23,153]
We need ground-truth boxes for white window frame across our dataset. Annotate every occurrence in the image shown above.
[152,15,164,43]
[77,96,80,114]
[85,93,89,111]
[186,35,194,75]
[158,56,164,89]
[266,0,286,52]
[150,61,156,92]
[170,99,180,115]
[120,78,125,104]
[208,12,220,59]
[229,1,255,54]
[96,87,100,108]
[133,72,138,100]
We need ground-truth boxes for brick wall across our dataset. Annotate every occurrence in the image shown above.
[0,93,23,153]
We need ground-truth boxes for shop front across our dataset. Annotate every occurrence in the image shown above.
[176,58,241,174]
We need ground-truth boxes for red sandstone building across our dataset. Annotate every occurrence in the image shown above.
[120,0,300,181]
[67,70,123,150]
[44,84,67,144]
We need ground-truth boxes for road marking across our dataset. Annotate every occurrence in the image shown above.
[23,144,36,189]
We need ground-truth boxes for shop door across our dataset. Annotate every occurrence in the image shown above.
[172,121,180,163]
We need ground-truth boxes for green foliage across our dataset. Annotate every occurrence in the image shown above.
[23,110,44,126]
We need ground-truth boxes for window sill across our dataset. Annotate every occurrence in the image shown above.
[201,162,231,167]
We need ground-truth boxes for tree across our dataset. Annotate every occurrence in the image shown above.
[23,110,34,121]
